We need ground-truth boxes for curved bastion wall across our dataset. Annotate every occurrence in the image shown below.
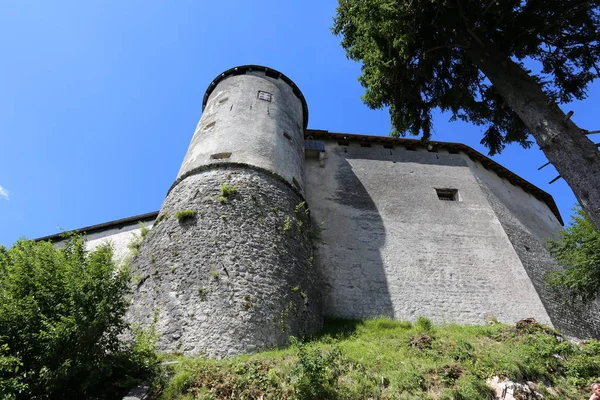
[128,66,322,357]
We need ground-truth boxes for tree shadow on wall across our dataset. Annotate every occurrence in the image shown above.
[312,157,395,320]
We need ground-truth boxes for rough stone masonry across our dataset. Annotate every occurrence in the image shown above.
[128,66,322,357]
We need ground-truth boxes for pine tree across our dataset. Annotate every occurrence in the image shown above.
[333,0,600,228]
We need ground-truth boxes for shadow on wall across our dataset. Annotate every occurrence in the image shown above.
[310,156,394,319]
[476,179,600,338]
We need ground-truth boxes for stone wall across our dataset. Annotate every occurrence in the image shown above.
[305,141,552,326]
[128,167,322,357]
[467,156,600,338]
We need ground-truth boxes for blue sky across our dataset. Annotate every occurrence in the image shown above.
[0,0,598,246]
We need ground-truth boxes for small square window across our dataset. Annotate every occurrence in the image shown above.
[257,91,272,102]
[436,188,459,201]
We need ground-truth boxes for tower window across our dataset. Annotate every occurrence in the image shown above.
[436,188,459,201]
[257,91,272,102]
[210,152,232,160]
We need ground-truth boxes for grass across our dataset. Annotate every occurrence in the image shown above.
[148,317,600,399]
[175,209,197,221]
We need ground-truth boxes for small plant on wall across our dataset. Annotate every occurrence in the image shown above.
[175,209,197,222]
[219,183,239,204]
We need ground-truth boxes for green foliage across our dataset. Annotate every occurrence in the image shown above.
[139,221,150,238]
[0,236,158,399]
[219,183,238,200]
[175,209,197,221]
[332,0,600,155]
[547,206,600,303]
[152,317,599,399]
[415,316,433,332]
[282,216,292,231]
[154,212,169,226]
[290,338,343,400]
[127,222,150,257]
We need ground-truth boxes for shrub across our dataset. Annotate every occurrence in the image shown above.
[547,206,600,303]
[175,209,197,221]
[290,338,342,400]
[0,236,157,399]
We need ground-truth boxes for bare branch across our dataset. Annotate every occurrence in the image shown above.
[564,110,574,122]
[538,161,551,170]
[549,175,562,184]
[481,0,496,17]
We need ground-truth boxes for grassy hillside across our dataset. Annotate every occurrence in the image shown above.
[149,318,600,399]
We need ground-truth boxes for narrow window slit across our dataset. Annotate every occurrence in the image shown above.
[210,152,232,160]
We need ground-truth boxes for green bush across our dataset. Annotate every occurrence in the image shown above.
[547,206,600,302]
[0,236,157,399]
[290,338,342,400]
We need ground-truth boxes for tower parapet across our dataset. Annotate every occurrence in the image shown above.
[129,66,321,357]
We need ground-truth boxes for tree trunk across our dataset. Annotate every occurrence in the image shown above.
[465,41,600,229]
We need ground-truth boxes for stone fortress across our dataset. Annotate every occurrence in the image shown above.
[41,65,600,358]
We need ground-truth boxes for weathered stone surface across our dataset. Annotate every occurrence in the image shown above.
[469,157,600,338]
[305,143,552,325]
[129,168,322,357]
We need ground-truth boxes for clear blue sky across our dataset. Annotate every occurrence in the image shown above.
[1,0,598,246]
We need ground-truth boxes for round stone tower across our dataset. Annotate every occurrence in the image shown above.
[129,65,322,357]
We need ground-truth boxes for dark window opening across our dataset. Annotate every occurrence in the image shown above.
[436,188,459,201]
[257,91,272,102]
[283,132,292,140]
[427,147,438,153]
[448,148,460,154]
[360,143,372,148]
[338,141,349,146]
[383,143,394,149]
[405,145,417,151]
[210,152,232,160]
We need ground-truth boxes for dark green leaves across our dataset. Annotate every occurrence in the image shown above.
[547,207,600,303]
[333,0,600,154]
[0,236,157,399]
